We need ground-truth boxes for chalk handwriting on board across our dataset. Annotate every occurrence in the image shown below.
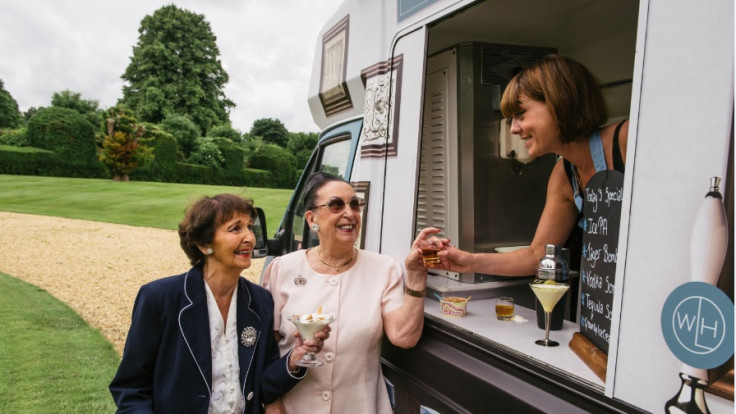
[579,170,624,355]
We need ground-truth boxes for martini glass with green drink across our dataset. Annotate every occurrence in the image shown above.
[529,279,570,347]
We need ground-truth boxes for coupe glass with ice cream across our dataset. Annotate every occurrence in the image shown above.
[287,310,335,367]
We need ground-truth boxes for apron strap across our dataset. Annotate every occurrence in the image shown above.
[589,131,607,172]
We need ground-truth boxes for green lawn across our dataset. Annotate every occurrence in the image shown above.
[0,174,293,233]
[0,272,120,413]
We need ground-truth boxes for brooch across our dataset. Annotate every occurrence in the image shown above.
[240,326,258,347]
[294,274,307,286]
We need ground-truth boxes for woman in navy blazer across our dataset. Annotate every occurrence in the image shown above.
[110,194,329,413]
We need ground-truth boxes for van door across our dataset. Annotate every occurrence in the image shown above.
[264,120,361,268]
[356,25,428,259]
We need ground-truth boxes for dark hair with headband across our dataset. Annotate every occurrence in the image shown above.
[303,171,345,210]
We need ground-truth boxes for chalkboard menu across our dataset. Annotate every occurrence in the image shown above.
[579,170,624,354]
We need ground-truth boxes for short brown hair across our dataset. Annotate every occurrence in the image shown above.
[500,54,607,143]
[178,194,256,267]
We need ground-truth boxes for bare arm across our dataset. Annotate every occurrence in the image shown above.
[436,159,578,276]
[383,227,440,348]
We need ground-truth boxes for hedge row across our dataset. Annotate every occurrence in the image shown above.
[168,163,274,187]
[26,107,98,167]
[0,145,107,178]
[1,106,297,188]
[0,145,277,187]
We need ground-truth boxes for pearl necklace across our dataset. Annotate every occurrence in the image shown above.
[316,246,356,272]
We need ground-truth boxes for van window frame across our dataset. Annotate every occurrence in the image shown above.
[277,118,362,253]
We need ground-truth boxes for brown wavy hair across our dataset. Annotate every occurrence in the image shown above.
[500,54,607,143]
[178,194,256,267]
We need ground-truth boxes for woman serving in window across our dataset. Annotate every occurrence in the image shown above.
[432,54,628,277]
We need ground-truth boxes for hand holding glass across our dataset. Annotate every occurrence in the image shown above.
[288,313,335,367]
[419,239,442,266]
[529,280,569,346]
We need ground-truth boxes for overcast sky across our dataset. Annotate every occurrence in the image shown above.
[0,0,343,133]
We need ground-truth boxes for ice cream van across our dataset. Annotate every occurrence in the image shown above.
[255,0,734,412]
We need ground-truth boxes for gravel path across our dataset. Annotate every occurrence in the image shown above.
[0,212,264,356]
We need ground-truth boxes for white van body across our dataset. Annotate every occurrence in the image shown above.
[265,0,734,412]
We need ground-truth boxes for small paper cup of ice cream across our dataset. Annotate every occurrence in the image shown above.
[440,296,469,318]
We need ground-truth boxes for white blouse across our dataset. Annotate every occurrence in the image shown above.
[205,282,245,414]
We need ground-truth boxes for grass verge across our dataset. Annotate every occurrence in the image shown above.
[0,272,119,413]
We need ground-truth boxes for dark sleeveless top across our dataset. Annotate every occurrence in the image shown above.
[562,120,626,270]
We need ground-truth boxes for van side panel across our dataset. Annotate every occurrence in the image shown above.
[379,28,428,261]
[612,0,734,411]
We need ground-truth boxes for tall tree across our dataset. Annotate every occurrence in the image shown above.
[250,118,290,148]
[287,131,318,169]
[0,80,23,128]
[51,90,99,114]
[23,107,39,122]
[208,124,242,142]
[51,90,104,142]
[120,5,234,134]
[160,114,201,159]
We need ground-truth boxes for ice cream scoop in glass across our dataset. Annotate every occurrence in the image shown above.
[287,312,335,367]
[529,280,570,347]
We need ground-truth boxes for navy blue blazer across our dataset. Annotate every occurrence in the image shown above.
[110,267,304,413]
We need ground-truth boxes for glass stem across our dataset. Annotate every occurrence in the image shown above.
[544,311,551,342]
